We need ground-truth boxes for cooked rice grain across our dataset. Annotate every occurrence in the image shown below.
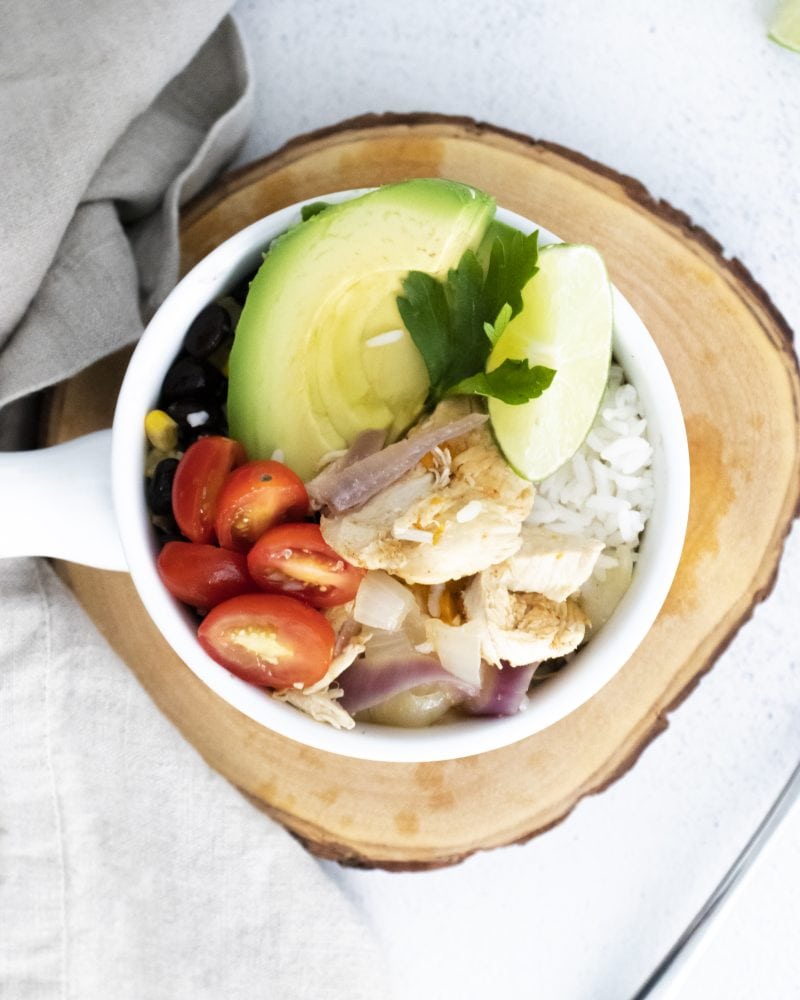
[530,363,654,582]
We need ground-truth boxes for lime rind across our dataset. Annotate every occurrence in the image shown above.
[487,243,613,482]
[769,0,800,51]
[768,31,800,51]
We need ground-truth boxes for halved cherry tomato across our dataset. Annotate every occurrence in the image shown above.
[197,593,334,688]
[157,541,255,609]
[215,460,309,552]
[172,436,245,543]
[247,522,364,609]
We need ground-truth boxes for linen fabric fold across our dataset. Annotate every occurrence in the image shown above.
[0,8,249,409]
[0,4,389,997]
[0,557,388,1000]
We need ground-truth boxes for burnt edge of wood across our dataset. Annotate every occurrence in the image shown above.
[179,113,798,870]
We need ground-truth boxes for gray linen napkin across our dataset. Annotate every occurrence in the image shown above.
[0,6,388,998]
[0,7,248,408]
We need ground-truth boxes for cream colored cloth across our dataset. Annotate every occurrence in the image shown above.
[0,5,388,997]
[1,558,387,999]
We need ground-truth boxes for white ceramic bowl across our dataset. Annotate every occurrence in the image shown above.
[105,189,689,762]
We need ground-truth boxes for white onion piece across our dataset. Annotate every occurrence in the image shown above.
[364,627,417,662]
[425,619,484,688]
[353,571,417,631]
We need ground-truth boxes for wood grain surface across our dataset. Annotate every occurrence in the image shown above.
[49,114,800,870]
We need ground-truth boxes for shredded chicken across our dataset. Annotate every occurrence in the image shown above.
[320,400,534,584]
[296,601,370,695]
[304,638,367,695]
[428,445,451,487]
[495,524,604,603]
[462,568,588,667]
[273,687,355,730]
[324,602,362,652]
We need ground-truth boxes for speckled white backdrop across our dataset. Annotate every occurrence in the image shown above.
[232,2,800,997]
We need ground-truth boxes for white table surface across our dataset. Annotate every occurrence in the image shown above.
[232,2,800,997]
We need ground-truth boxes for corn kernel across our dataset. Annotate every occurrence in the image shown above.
[144,410,179,451]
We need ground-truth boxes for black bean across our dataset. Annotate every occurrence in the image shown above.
[182,303,232,360]
[160,357,226,404]
[229,270,257,306]
[165,399,228,447]
[153,521,184,548]
[148,459,179,516]
[165,399,221,426]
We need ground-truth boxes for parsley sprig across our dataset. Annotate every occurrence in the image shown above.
[397,228,555,406]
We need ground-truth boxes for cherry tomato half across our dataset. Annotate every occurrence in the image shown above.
[157,541,255,609]
[247,522,365,609]
[215,460,309,552]
[172,436,246,544]
[197,593,334,688]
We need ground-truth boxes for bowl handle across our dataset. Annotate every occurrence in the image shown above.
[0,429,127,571]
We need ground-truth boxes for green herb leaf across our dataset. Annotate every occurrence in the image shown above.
[446,359,556,405]
[300,201,331,221]
[484,302,512,347]
[438,249,487,385]
[396,271,452,398]
[483,229,540,322]
[397,230,542,404]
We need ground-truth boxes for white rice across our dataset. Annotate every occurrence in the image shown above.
[530,364,654,582]
[365,328,405,348]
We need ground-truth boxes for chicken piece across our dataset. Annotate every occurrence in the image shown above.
[324,600,364,653]
[303,632,367,695]
[320,400,534,585]
[462,568,588,666]
[495,524,604,603]
[292,601,370,696]
[273,687,355,730]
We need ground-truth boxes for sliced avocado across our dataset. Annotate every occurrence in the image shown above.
[227,179,495,480]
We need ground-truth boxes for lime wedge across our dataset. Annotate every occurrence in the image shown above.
[487,243,613,482]
[770,0,800,50]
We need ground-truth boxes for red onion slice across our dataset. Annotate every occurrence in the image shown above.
[307,413,487,515]
[320,429,387,479]
[464,662,538,717]
[338,656,478,715]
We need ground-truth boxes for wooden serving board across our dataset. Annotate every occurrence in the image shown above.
[48,114,800,870]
